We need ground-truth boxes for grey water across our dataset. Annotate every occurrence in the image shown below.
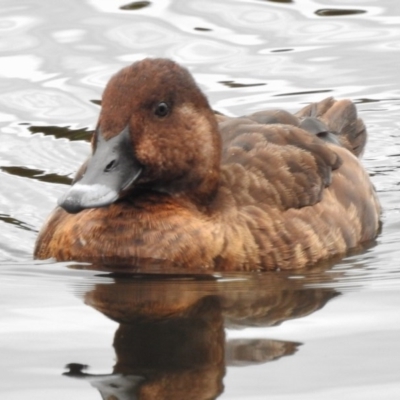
[1,0,400,398]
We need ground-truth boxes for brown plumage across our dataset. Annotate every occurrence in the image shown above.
[34,58,381,271]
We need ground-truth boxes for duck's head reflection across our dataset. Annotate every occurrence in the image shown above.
[64,271,338,399]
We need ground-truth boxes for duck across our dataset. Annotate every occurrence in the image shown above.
[34,58,381,271]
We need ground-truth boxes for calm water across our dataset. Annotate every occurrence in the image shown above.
[1,0,400,398]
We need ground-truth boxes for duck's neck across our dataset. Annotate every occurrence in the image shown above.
[146,169,220,211]
[186,171,221,209]
[154,111,222,209]
[191,111,222,207]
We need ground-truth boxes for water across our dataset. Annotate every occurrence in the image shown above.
[1,0,400,398]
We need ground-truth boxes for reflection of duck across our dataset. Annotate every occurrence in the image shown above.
[65,273,338,399]
[34,58,380,270]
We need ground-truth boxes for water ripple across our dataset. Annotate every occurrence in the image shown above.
[0,88,95,121]
[0,15,39,51]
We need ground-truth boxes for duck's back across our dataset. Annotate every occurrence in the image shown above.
[212,98,380,270]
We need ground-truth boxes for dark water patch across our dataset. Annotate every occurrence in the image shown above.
[1,166,72,185]
[120,1,151,11]
[194,27,212,32]
[29,125,92,142]
[355,98,400,104]
[315,9,366,17]
[220,80,266,88]
[270,48,293,53]
[0,213,36,232]
[274,89,332,97]
[355,98,382,104]
[262,0,294,4]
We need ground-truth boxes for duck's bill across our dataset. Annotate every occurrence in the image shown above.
[58,126,142,214]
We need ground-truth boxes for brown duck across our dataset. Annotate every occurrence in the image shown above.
[34,58,381,271]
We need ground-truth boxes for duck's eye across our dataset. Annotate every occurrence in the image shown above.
[154,102,169,118]
[104,159,116,172]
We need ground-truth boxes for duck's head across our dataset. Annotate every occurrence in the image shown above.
[58,58,221,213]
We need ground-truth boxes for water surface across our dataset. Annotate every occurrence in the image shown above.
[1,0,400,398]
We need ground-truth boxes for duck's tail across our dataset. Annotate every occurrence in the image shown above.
[295,97,367,157]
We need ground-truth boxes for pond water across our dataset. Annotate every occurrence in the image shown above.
[1,0,400,398]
